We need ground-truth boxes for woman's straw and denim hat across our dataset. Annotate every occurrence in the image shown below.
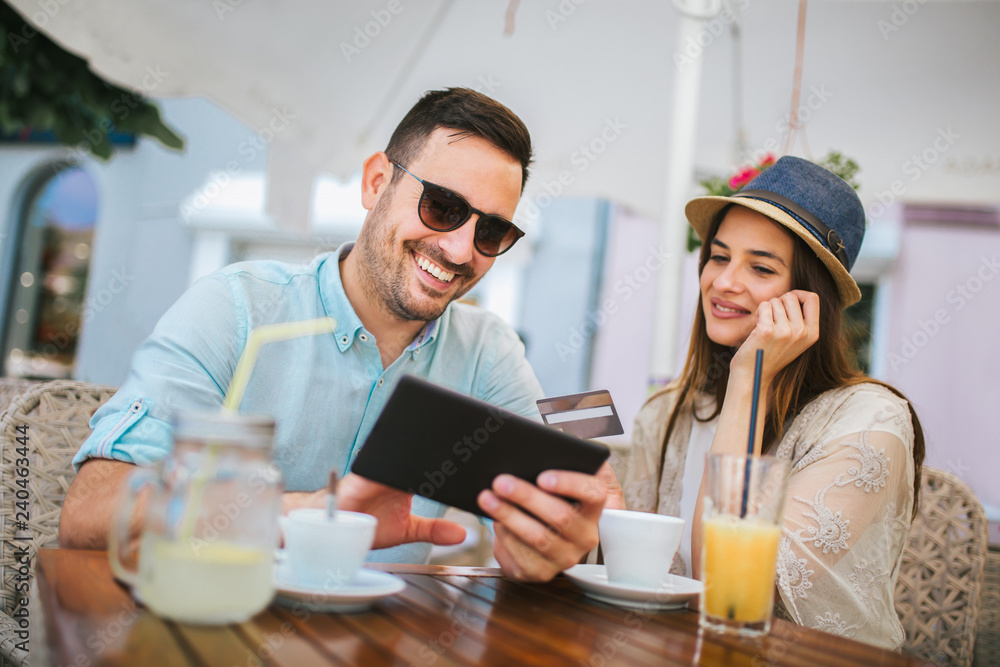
[685,155,866,307]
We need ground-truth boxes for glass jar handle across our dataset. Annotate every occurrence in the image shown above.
[108,466,159,586]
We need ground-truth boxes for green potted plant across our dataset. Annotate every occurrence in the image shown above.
[0,1,183,159]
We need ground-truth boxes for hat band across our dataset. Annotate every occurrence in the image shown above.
[734,189,850,271]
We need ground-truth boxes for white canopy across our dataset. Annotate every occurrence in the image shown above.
[10,0,1000,377]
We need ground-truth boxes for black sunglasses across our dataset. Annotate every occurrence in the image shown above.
[390,161,524,257]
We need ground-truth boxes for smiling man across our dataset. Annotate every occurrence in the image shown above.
[60,88,613,582]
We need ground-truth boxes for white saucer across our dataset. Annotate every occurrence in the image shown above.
[273,566,406,613]
[564,564,702,610]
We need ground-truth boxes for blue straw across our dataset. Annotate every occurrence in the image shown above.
[741,349,764,517]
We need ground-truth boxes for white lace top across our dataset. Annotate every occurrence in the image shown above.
[677,414,717,575]
[616,381,915,651]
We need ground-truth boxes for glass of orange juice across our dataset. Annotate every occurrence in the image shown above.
[699,454,790,638]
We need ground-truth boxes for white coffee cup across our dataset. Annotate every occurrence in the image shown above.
[598,509,684,588]
[279,508,377,589]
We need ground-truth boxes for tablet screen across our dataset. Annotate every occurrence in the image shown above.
[350,375,610,517]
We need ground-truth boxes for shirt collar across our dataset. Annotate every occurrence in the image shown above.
[319,243,366,352]
[406,318,439,351]
[320,242,444,354]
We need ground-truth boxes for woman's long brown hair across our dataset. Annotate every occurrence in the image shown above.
[663,207,926,519]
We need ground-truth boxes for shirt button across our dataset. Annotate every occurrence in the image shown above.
[340,336,349,345]
[359,333,369,342]
[377,378,384,387]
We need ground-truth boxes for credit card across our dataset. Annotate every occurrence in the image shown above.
[536,390,624,439]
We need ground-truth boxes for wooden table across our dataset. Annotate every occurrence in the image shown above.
[36,549,931,666]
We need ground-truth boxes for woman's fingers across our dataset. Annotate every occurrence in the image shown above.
[754,299,773,332]
[795,290,821,341]
[765,292,818,344]
[741,290,821,380]
[778,292,803,334]
[768,295,792,339]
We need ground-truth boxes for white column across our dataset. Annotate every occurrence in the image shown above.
[649,0,721,384]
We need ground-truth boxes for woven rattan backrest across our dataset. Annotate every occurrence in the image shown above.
[975,546,1000,667]
[0,380,116,617]
[0,379,41,418]
[895,467,988,667]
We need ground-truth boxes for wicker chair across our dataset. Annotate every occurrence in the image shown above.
[0,380,116,666]
[974,546,1000,667]
[896,467,989,666]
[0,380,40,418]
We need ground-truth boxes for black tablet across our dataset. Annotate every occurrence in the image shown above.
[350,375,610,517]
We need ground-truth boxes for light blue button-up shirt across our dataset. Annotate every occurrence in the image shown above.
[75,243,544,563]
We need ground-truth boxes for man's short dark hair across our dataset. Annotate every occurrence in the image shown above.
[385,87,533,192]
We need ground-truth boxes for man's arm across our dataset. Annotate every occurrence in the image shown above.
[60,459,468,552]
[61,274,242,549]
[59,459,137,550]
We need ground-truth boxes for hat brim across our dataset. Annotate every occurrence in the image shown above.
[685,195,863,307]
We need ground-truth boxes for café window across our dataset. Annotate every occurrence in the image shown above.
[2,166,98,379]
[844,282,876,375]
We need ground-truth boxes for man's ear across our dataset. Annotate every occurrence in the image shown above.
[361,152,393,211]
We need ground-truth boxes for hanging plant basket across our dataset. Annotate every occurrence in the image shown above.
[0,1,184,160]
[689,151,860,252]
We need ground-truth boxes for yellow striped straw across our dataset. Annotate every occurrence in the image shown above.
[178,316,337,541]
[222,317,337,412]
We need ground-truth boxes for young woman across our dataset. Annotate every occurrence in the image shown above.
[615,156,924,650]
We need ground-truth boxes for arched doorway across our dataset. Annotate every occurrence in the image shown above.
[2,165,99,379]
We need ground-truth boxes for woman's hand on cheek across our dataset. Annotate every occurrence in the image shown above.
[734,290,820,381]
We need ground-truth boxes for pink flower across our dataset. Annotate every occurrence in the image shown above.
[729,167,760,190]
[758,154,776,168]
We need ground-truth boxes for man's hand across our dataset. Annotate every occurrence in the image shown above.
[477,469,606,582]
[282,473,466,550]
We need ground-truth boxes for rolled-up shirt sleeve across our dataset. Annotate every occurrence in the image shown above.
[73,273,243,470]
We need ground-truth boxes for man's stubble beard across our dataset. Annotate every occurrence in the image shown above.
[355,186,479,323]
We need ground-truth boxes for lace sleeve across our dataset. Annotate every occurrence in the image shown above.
[617,387,680,513]
[775,385,915,651]
[617,411,656,512]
